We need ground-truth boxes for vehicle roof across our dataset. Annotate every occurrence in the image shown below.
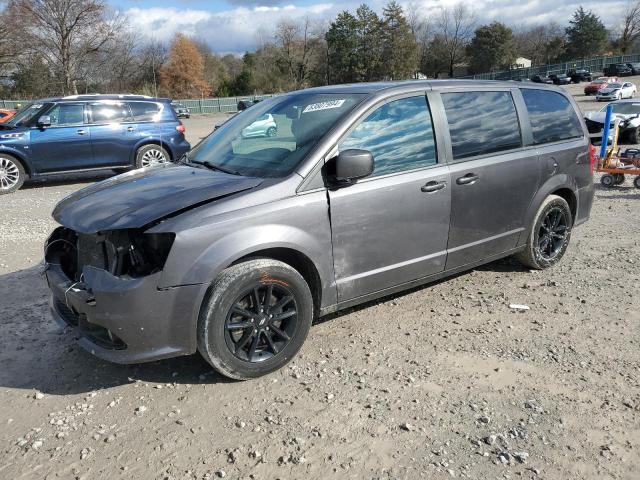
[29,94,171,103]
[296,79,562,96]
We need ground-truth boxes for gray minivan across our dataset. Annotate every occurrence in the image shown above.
[44,80,595,379]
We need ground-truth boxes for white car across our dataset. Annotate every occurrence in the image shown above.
[584,99,640,143]
[596,81,637,101]
[241,113,277,138]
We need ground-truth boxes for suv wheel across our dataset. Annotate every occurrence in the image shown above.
[0,155,26,194]
[515,195,572,270]
[135,144,170,168]
[198,259,313,380]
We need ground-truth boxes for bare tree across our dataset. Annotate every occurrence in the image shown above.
[436,3,475,77]
[7,0,126,95]
[617,1,640,53]
[274,17,320,89]
[406,2,431,77]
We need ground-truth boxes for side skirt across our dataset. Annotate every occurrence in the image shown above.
[319,246,525,317]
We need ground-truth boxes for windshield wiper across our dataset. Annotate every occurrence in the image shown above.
[189,159,242,176]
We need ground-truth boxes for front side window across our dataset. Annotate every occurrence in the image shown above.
[442,91,522,160]
[47,103,84,126]
[89,102,131,124]
[340,96,437,177]
[521,89,583,145]
[129,102,161,122]
[187,93,365,178]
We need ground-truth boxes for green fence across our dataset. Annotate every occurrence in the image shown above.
[0,94,277,114]
[459,54,640,80]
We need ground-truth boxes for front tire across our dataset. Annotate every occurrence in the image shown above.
[198,259,313,380]
[0,154,26,194]
[515,195,572,270]
[135,144,170,168]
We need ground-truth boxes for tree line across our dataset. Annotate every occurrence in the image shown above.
[2,0,640,100]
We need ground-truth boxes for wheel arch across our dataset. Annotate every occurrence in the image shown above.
[0,149,31,176]
[230,248,323,317]
[519,175,578,247]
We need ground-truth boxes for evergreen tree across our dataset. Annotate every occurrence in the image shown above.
[565,7,608,58]
[326,11,359,84]
[380,1,418,79]
[355,4,383,81]
[467,22,516,73]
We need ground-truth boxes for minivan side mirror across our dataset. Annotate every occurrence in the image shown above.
[37,115,51,128]
[333,149,374,183]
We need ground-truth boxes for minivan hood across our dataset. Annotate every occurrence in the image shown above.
[53,164,262,233]
[585,111,635,123]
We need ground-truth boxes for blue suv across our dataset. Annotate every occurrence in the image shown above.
[0,95,190,194]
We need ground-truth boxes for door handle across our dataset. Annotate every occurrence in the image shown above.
[76,129,86,136]
[127,127,135,132]
[421,181,446,193]
[456,173,479,185]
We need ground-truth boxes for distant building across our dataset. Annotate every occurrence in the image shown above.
[512,57,532,69]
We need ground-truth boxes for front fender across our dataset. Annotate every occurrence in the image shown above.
[0,145,31,174]
[517,174,577,247]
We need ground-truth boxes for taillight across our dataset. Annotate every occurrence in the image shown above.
[176,124,185,134]
[588,143,597,175]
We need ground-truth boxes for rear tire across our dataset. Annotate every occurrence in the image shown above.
[515,195,572,270]
[197,259,313,380]
[634,176,640,188]
[135,144,170,169]
[0,154,26,194]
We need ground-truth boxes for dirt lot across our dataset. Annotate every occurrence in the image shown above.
[1,87,639,480]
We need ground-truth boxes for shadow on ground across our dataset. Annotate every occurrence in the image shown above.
[0,256,524,395]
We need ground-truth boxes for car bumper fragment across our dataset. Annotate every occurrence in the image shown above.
[45,262,202,364]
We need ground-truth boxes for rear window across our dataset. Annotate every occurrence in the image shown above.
[521,89,583,145]
[441,91,522,160]
[129,102,162,122]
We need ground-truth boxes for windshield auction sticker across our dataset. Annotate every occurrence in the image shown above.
[303,99,346,113]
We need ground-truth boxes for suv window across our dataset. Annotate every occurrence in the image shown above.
[340,96,437,177]
[129,102,161,122]
[441,91,521,160]
[89,102,131,124]
[47,103,84,126]
[521,89,583,144]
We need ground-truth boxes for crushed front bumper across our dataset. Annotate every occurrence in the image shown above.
[45,262,203,364]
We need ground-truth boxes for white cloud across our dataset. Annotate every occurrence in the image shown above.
[125,3,336,53]
[125,1,630,54]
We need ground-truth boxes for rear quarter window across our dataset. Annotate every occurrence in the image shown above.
[441,91,522,160]
[521,89,583,144]
[128,102,162,122]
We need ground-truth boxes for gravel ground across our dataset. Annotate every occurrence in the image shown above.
[1,89,639,480]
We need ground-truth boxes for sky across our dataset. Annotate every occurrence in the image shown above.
[111,0,631,54]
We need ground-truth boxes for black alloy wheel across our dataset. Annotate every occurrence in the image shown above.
[535,206,569,261]
[224,283,298,363]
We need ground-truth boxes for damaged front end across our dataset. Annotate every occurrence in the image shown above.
[44,227,201,363]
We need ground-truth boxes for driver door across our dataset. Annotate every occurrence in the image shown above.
[328,94,451,302]
[30,103,93,173]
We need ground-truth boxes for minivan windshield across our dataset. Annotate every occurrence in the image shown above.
[187,92,365,178]
[5,102,51,127]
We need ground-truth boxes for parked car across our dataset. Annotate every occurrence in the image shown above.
[0,95,190,194]
[241,113,277,138]
[171,102,190,118]
[549,73,571,85]
[568,69,592,83]
[584,77,615,95]
[237,99,261,111]
[626,62,640,75]
[531,74,553,84]
[0,108,17,123]
[595,81,636,101]
[44,81,594,379]
[604,64,633,77]
[584,99,640,143]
